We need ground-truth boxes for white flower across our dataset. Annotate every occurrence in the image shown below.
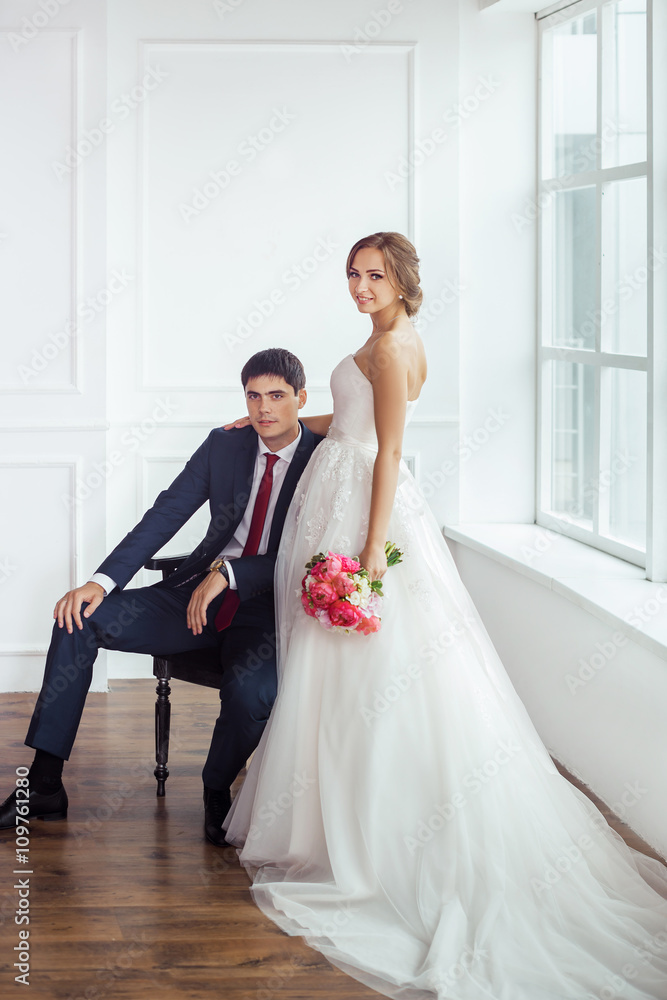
[348,591,361,606]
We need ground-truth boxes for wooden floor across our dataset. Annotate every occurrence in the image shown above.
[0,679,663,999]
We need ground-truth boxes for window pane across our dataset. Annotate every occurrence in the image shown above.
[601,176,647,355]
[539,2,649,564]
[550,361,596,524]
[547,11,597,177]
[606,368,646,549]
[602,0,647,168]
[551,187,597,349]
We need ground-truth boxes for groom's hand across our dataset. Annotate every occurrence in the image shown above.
[187,571,228,635]
[54,582,105,633]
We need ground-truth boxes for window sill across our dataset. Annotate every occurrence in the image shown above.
[443,523,667,660]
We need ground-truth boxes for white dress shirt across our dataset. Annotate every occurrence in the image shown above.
[213,427,302,588]
[90,427,302,596]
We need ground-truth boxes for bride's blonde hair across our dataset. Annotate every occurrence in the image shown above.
[345,232,422,318]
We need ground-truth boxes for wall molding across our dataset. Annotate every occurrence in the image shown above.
[0,417,459,431]
[0,420,109,431]
[0,457,82,655]
[0,29,83,395]
[136,38,417,391]
[0,457,81,582]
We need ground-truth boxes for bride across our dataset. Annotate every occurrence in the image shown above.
[223,232,667,999]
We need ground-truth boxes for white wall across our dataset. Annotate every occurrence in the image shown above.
[0,0,110,693]
[448,539,667,858]
[1,0,537,691]
[458,0,537,525]
[0,0,464,687]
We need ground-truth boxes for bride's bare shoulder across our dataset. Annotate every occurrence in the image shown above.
[371,325,426,373]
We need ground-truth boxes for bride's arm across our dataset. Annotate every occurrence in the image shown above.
[300,413,333,435]
[358,342,408,580]
[223,413,333,432]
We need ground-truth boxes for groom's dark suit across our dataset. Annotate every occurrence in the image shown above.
[25,421,320,791]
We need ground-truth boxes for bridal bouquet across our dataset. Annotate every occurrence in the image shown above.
[301,542,402,635]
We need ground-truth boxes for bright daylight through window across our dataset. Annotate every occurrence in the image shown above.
[537,0,656,569]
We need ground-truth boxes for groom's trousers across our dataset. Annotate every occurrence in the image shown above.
[24,575,278,792]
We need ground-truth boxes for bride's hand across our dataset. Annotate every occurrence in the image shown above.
[358,541,388,582]
[223,415,251,430]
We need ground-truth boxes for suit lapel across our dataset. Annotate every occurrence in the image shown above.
[157,428,259,586]
[231,432,258,532]
[268,422,314,549]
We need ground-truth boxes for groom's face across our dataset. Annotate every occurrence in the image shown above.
[244,375,307,452]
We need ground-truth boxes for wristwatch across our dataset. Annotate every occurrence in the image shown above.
[208,558,230,584]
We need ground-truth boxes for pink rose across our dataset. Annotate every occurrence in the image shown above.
[308,579,337,608]
[325,552,343,577]
[332,573,357,597]
[357,614,382,635]
[301,590,317,618]
[339,556,361,572]
[309,560,328,580]
[328,599,363,629]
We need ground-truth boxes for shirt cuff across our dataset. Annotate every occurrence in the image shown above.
[89,572,116,597]
[225,560,237,591]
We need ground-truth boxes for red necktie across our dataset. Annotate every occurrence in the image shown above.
[214,453,279,631]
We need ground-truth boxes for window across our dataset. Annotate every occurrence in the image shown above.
[536,0,667,579]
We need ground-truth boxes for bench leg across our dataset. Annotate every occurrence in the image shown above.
[154,667,171,797]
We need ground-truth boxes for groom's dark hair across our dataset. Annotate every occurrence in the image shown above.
[241,348,306,395]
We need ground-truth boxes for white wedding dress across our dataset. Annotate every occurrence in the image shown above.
[224,353,667,999]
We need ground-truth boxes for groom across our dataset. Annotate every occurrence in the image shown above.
[0,348,321,846]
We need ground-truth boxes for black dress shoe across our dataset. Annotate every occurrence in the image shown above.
[203,786,231,847]
[0,785,68,830]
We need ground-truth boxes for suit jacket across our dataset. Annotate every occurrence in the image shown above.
[96,422,321,602]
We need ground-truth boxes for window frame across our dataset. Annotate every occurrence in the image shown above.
[536,0,667,581]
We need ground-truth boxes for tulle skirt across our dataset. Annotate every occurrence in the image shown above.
[225,430,667,1000]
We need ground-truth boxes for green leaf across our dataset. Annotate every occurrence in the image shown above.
[304,552,327,570]
[384,541,403,567]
